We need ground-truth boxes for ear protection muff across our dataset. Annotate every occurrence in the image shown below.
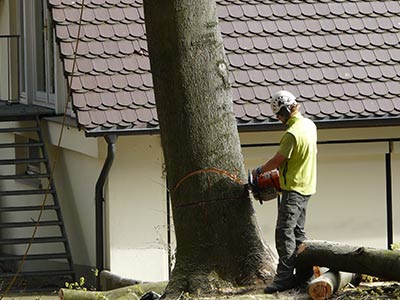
[278,106,291,120]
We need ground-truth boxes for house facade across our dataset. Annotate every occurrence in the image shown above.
[0,0,399,289]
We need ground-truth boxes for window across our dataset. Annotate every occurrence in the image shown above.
[19,4,26,98]
[19,0,67,113]
[34,0,55,104]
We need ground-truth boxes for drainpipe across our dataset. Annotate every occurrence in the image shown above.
[95,135,117,288]
[385,141,393,250]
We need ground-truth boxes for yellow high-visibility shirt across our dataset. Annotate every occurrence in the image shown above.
[278,113,317,195]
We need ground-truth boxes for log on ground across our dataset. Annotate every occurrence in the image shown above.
[100,270,142,291]
[297,240,400,281]
[59,281,167,300]
[307,270,359,300]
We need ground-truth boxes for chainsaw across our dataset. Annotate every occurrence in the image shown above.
[247,169,281,204]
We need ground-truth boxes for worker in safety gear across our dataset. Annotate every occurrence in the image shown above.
[252,90,317,294]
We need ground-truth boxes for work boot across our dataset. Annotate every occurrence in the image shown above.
[295,266,314,287]
[264,276,295,294]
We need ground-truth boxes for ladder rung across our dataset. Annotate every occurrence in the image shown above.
[0,253,70,261]
[0,158,46,165]
[0,173,50,180]
[0,189,54,196]
[0,205,58,212]
[0,270,74,278]
[0,127,40,133]
[0,221,62,228]
[0,236,67,245]
[0,142,44,148]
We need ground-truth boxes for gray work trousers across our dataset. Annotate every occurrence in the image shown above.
[275,190,311,279]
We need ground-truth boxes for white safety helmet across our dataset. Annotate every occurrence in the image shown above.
[270,90,297,115]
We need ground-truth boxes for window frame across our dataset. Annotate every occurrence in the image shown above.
[19,0,68,114]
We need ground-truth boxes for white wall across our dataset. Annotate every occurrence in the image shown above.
[43,119,103,268]
[106,134,168,282]
[0,119,169,282]
[242,127,400,255]
[0,119,102,276]
[104,125,400,282]
[0,0,9,35]
[1,117,398,283]
[49,145,102,267]
[103,126,400,282]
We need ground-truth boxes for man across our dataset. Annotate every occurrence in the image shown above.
[252,90,317,293]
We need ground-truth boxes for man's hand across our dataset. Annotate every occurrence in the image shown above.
[253,152,287,179]
[252,166,263,179]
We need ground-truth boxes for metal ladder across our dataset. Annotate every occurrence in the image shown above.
[0,115,74,292]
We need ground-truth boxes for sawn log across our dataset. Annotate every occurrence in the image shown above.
[100,270,141,290]
[297,240,400,281]
[307,270,358,300]
[59,281,167,300]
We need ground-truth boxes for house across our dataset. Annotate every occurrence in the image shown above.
[0,0,399,292]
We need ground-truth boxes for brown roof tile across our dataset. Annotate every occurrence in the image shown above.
[303,101,320,116]
[76,110,91,126]
[90,110,107,125]
[319,101,336,116]
[334,100,351,115]
[372,82,389,97]
[49,0,400,135]
[86,92,102,108]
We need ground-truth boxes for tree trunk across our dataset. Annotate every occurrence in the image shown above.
[307,270,358,300]
[297,240,400,281]
[143,0,276,296]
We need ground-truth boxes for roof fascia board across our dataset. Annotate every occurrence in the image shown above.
[84,117,400,137]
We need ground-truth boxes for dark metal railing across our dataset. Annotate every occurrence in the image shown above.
[0,35,20,103]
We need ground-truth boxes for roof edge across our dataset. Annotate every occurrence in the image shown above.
[238,116,400,132]
[84,127,160,137]
[83,116,400,137]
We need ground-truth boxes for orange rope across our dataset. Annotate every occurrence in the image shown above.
[172,167,245,200]
[173,195,244,208]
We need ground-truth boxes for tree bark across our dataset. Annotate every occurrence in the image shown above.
[143,0,276,296]
[307,271,357,300]
[297,240,400,281]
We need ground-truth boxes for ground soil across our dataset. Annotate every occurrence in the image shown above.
[331,282,400,300]
[6,279,399,300]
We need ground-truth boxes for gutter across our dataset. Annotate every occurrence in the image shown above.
[84,116,400,137]
[238,116,400,133]
[85,127,159,137]
[95,134,117,287]
[242,137,400,148]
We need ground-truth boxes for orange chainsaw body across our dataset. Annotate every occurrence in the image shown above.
[248,169,281,204]
[256,169,281,191]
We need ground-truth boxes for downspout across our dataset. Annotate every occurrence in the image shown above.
[385,141,393,250]
[95,134,117,287]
